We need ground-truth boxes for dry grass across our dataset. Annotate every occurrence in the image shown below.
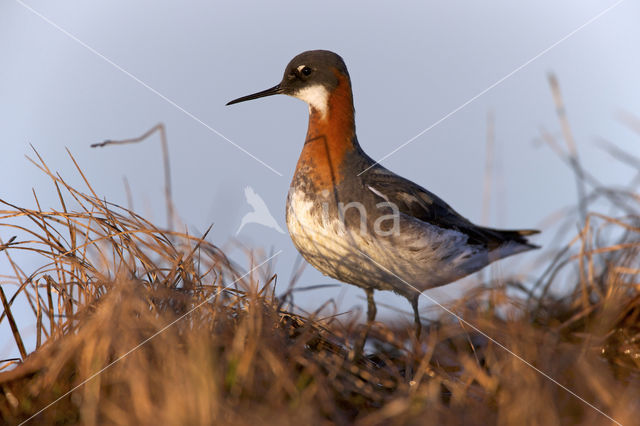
[1,114,640,424]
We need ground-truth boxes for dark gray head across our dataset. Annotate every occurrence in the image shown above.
[226,50,350,115]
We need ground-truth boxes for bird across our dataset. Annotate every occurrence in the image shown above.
[227,50,539,353]
[236,186,285,236]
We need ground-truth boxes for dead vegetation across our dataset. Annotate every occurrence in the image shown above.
[1,103,640,425]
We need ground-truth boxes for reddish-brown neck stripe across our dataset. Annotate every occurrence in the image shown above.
[293,71,358,192]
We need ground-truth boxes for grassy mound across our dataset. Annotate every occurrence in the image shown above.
[1,141,639,424]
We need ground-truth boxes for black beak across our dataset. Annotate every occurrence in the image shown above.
[226,84,283,106]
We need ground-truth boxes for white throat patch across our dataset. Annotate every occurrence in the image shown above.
[294,85,329,118]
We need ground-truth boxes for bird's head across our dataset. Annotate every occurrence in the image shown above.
[226,50,351,118]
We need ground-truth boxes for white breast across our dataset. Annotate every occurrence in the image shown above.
[286,189,347,259]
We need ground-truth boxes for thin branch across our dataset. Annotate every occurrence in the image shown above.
[91,123,175,230]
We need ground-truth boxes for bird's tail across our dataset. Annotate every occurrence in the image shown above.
[496,228,541,249]
[479,228,540,263]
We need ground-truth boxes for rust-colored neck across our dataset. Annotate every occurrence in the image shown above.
[293,71,358,192]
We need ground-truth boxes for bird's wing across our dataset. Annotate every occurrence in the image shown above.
[365,167,538,249]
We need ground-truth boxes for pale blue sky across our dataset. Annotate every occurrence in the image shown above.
[1,0,639,359]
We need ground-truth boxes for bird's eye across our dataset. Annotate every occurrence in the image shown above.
[297,65,312,77]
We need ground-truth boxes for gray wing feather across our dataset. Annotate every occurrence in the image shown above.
[366,167,539,249]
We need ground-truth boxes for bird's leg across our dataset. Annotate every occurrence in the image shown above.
[352,288,376,360]
[405,293,423,380]
[411,293,422,340]
[366,287,377,324]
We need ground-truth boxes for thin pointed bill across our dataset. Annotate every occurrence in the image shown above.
[226,84,283,105]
